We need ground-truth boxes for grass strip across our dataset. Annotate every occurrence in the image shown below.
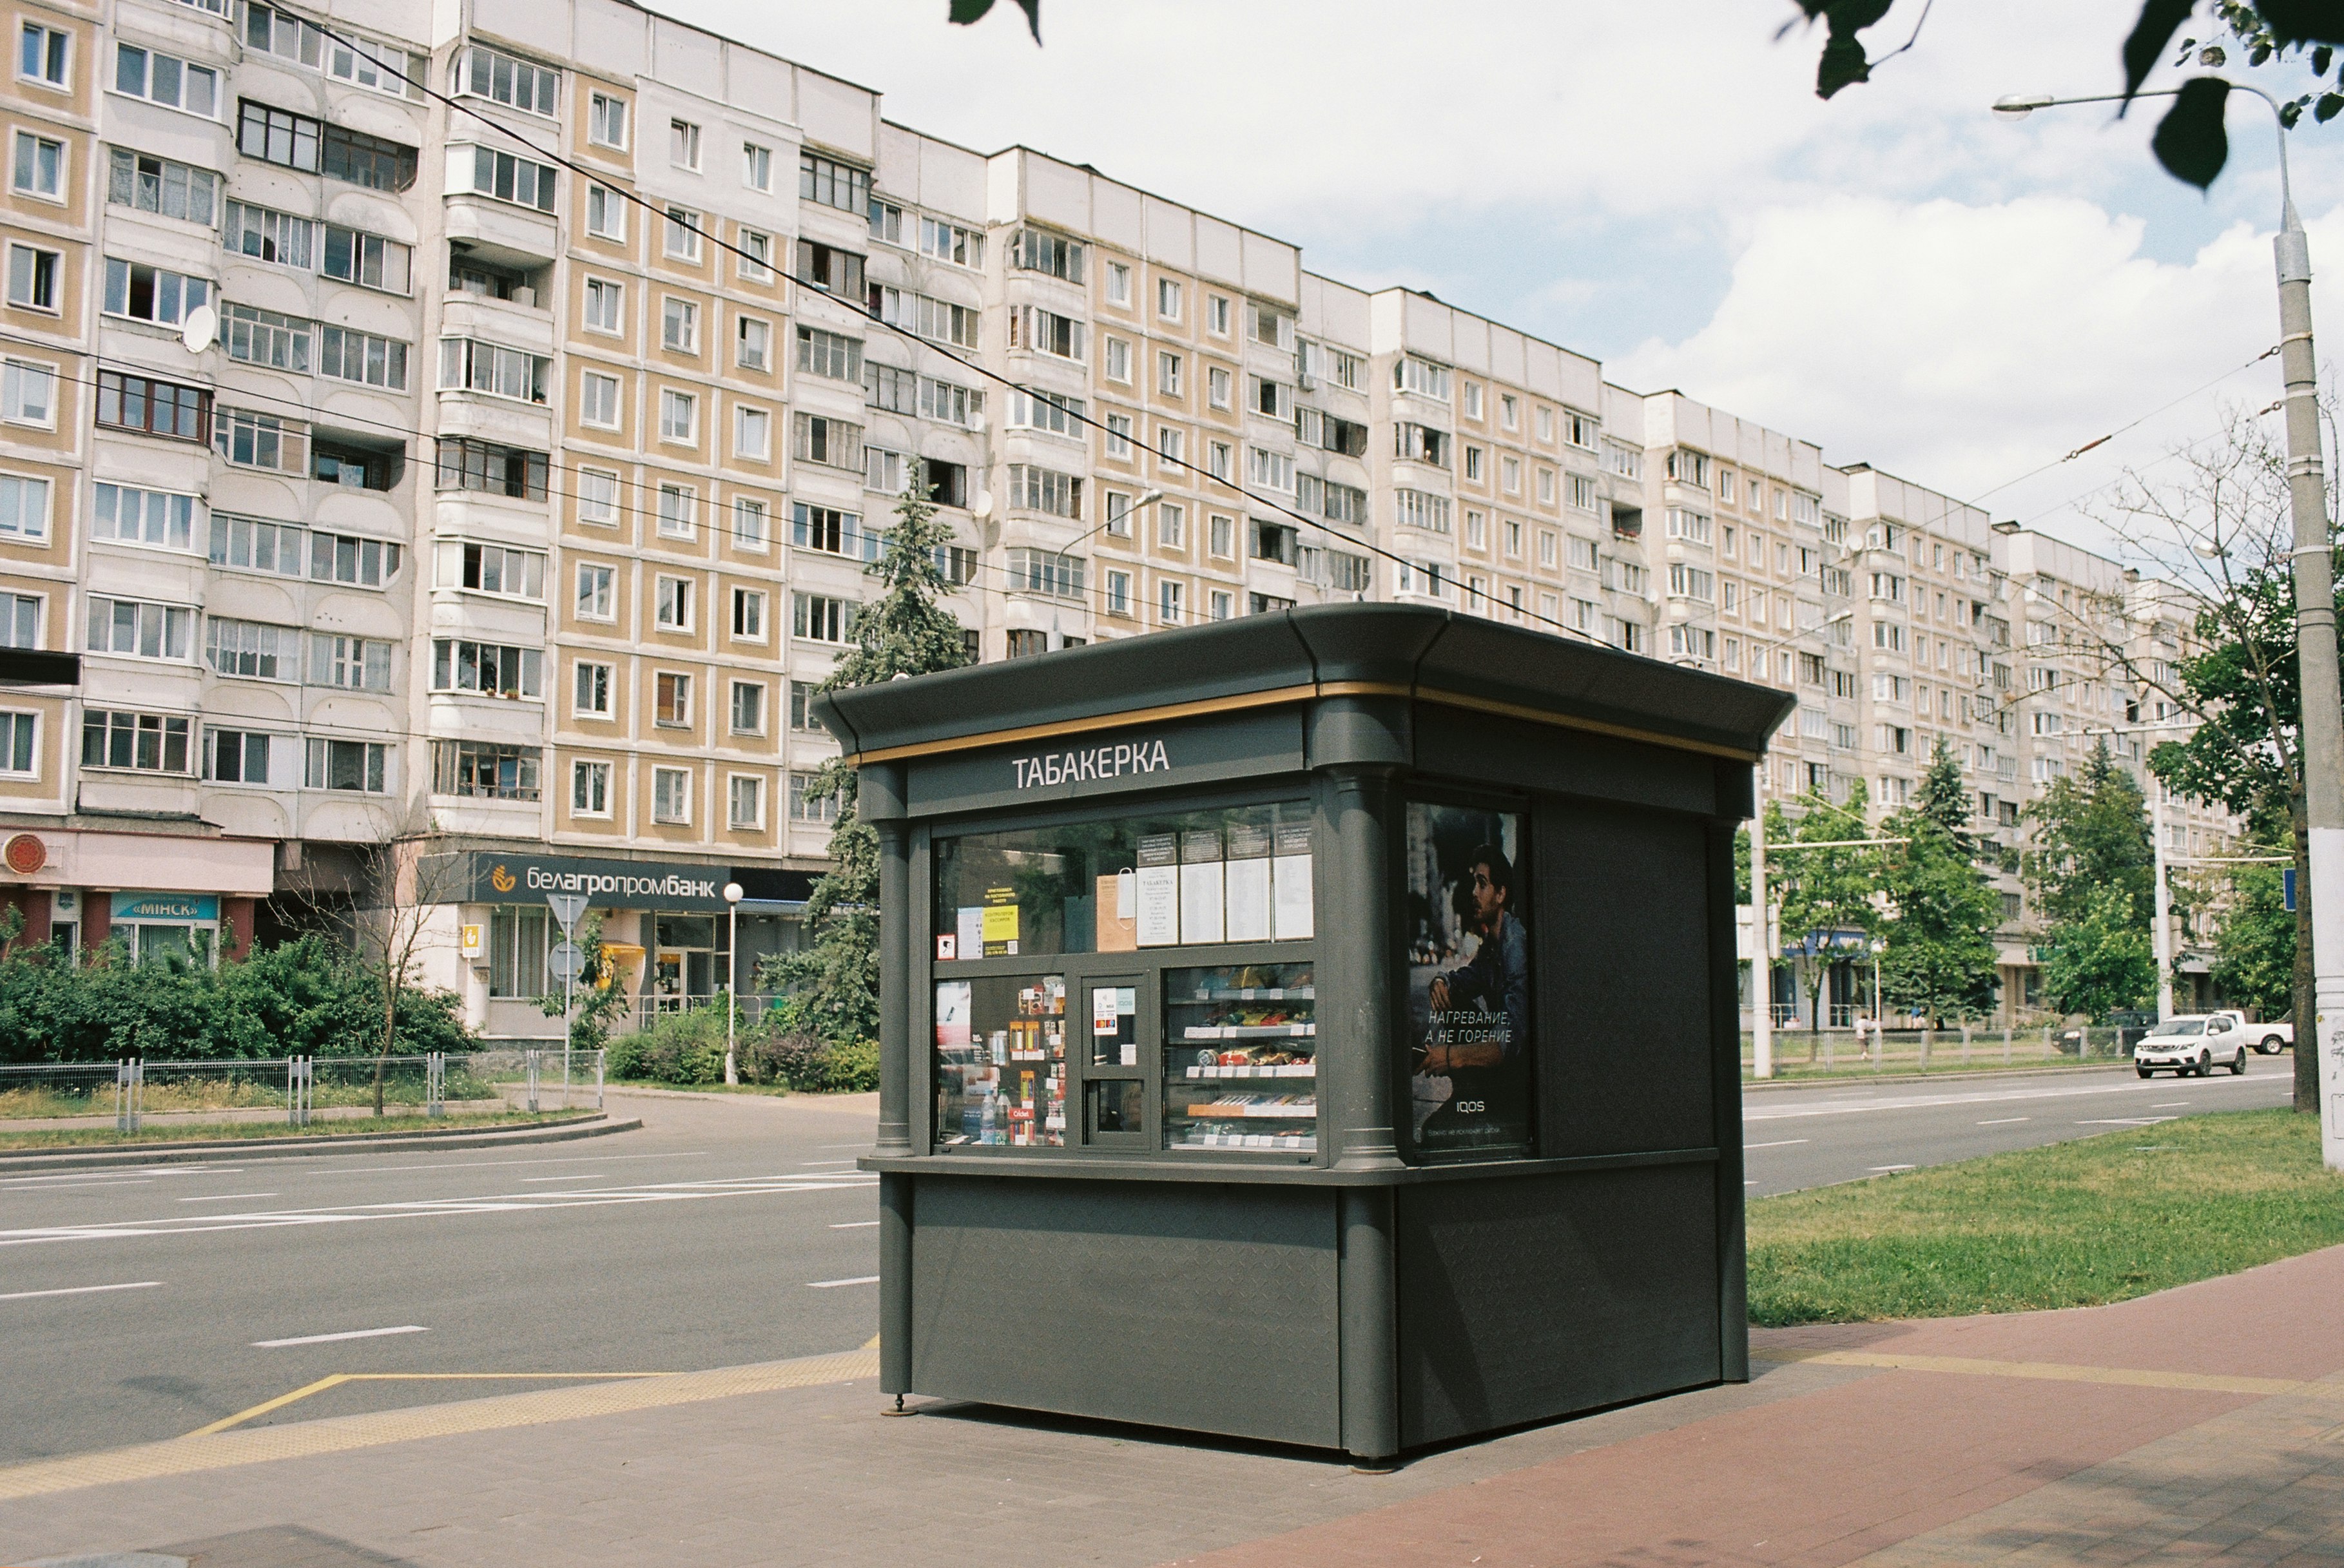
[1748,1108,2344,1326]
[0,1110,558,1152]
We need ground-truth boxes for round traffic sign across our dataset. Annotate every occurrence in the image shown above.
[547,940,585,982]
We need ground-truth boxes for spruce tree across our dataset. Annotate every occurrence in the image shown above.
[1877,740,2003,1025]
[761,479,970,1044]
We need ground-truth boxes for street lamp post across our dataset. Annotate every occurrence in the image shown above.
[1995,83,2344,1166]
[723,881,743,1087]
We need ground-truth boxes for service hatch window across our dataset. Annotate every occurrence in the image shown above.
[932,801,1312,961]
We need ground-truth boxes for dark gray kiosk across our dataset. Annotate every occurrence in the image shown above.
[824,603,1792,1465]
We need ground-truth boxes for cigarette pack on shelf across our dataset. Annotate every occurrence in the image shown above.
[936,973,1067,1147]
[1161,962,1317,1154]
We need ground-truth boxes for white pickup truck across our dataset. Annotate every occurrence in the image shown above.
[2216,1011,2292,1054]
[2135,1014,2251,1077]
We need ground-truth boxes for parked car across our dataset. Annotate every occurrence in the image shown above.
[2057,1009,2158,1056]
[2225,1011,2294,1054]
[2134,1014,2251,1078]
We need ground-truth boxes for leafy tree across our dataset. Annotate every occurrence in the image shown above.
[2022,739,2156,931]
[760,479,971,1045]
[1765,783,1881,1033]
[539,909,633,1055]
[1877,742,2002,1025]
[2040,885,2158,1020]
[2214,860,2297,1019]
[1789,3,2342,189]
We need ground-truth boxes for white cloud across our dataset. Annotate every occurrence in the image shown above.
[1616,196,2344,535]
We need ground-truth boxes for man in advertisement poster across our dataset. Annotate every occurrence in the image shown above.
[1420,842,1530,1147]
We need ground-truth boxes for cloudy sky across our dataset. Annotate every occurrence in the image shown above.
[690,0,2343,554]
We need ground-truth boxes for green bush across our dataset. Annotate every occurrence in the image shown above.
[606,1007,877,1094]
[0,933,473,1063]
[605,1007,730,1085]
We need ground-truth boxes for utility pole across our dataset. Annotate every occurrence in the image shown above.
[1750,806,1771,1079]
[2151,787,2173,1021]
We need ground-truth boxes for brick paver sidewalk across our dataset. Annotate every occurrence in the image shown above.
[6,1247,2341,1568]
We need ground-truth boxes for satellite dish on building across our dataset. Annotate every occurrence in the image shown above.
[971,490,994,521]
[180,305,217,355]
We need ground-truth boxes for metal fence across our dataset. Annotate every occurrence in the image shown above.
[627,993,786,1033]
[0,1049,603,1130]
[1741,1021,2149,1078]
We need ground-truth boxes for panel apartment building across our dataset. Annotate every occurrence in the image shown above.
[0,0,2231,1034]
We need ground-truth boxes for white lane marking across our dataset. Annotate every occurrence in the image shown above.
[1746,1072,2274,1124]
[177,1193,278,1203]
[1744,1139,1810,1150]
[818,1143,867,1150]
[829,1221,879,1229]
[2151,1102,2192,1108]
[253,1324,429,1348]
[807,1275,878,1289]
[798,1160,858,1167]
[1977,1117,2030,1125]
[0,1178,155,1191]
[288,1150,713,1177]
[0,1279,162,1302]
[1868,1165,1917,1172]
[519,1175,604,1183]
[0,1171,878,1250]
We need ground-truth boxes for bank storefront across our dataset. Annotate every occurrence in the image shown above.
[420,851,814,1040]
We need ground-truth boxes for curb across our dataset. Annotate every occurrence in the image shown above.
[0,1112,641,1172]
[1741,1062,2147,1092]
[599,1084,878,1108]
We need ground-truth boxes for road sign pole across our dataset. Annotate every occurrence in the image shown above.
[547,895,588,1089]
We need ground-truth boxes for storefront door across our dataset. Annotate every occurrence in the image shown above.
[652,915,719,1010]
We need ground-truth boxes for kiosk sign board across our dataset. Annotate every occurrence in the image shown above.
[1405,804,1533,1158]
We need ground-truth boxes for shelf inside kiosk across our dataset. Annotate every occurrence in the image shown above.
[1163,962,1317,1152]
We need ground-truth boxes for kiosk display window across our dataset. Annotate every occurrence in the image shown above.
[931,799,1316,1157]
[1163,962,1316,1152]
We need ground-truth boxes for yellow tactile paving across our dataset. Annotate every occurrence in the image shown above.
[0,1347,880,1502]
[1757,1346,2344,1400]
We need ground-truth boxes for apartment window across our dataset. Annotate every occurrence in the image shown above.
[204,617,296,680]
[588,92,627,149]
[441,541,545,600]
[653,672,690,727]
[208,514,301,577]
[432,639,541,699]
[92,483,193,550]
[1463,445,1484,483]
[793,412,862,470]
[19,22,66,88]
[113,150,219,224]
[1157,426,1185,467]
[920,377,981,427]
[1393,489,1451,534]
[796,325,862,382]
[791,503,871,560]
[1665,508,1714,545]
[1157,351,1183,397]
[1246,447,1294,491]
[82,710,189,773]
[657,483,697,539]
[429,739,528,800]
[576,469,619,527]
[324,226,411,293]
[1206,295,1231,336]
[793,592,855,644]
[101,371,206,441]
[663,206,703,261]
[8,131,57,200]
[574,660,612,715]
[1104,569,1132,618]
[920,217,983,268]
[317,324,408,390]
[746,233,782,286]
[735,406,771,462]
[1154,503,1186,550]
[5,245,55,311]
[309,634,392,690]
[86,597,192,661]
[1099,412,1134,460]
[119,46,218,117]
[669,118,701,170]
[739,316,772,371]
[654,576,692,631]
[440,339,549,403]
[1394,356,1452,402]
[789,771,838,823]
[799,151,869,213]
[795,238,864,298]
[1011,227,1084,282]
[731,587,766,641]
[660,296,699,354]
[1101,261,1131,306]
[659,389,697,443]
[639,765,690,823]
[458,44,556,115]
[1667,563,1716,602]
[1007,464,1083,520]
[720,773,762,830]
[579,372,621,429]
[1004,547,1085,601]
[204,728,269,785]
[103,260,210,326]
[728,677,766,735]
[1,588,44,645]
[571,759,610,815]
[575,563,614,621]
[461,145,552,209]
[582,278,623,334]
[1006,388,1085,437]
[435,439,547,500]
[720,499,764,556]
[586,184,626,240]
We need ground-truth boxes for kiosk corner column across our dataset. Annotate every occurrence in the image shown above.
[1709,808,1750,1384]
[864,760,915,1158]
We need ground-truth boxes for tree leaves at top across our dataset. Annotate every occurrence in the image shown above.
[948,0,1040,43]
[760,480,972,1045]
[2021,740,2156,931]
[1877,741,2002,1024]
[1763,781,1881,1031]
[2154,77,2234,188]
[2124,0,2201,104]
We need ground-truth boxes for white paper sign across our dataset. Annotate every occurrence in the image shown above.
[956,905,983,961]
[1180,862,1226,945]
[1274,855,1313,940]
[1136,866,1179,947]
[1225,857,1272,943]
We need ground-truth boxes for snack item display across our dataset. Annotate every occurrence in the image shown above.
[1162,962,1317,1154]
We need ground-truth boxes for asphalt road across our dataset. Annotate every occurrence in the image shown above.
[0,1062,2300,1466]
[0,1090,882,1465]
[1743,1060,2298,1195]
